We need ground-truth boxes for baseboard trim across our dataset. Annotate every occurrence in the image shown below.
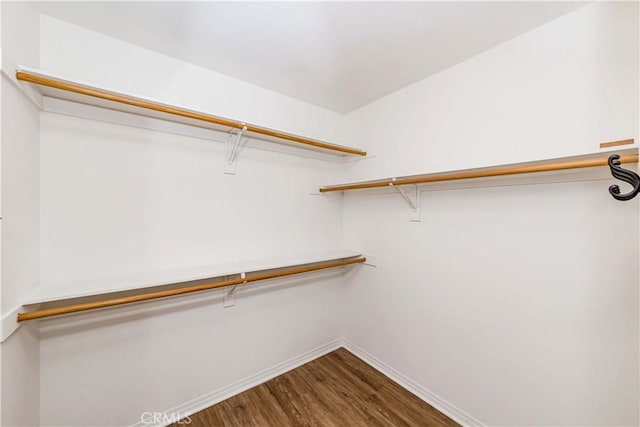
[342,339,485,427]
[132,338,483,427]
[130,339,343,427]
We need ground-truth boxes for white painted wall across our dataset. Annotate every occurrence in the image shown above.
[6,3,639,426]
[37,17,350,427]
[0,2,41,426]
[342,2,638,182]
[342,2,639,425]
[39,16,344,148]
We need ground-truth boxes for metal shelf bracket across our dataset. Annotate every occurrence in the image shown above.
[390,179,420,222]
[223,272,247,308]
[224,124,247,175]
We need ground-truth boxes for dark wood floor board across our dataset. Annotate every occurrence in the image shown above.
[221,398,253,426]
[322,350,444,427]
[174,348,459,427]
[251,384,294,426]
[322,353,427,427]
[266,374,320,425]
[331,349,386,391]
[188,404,225,427]
[333,351,455,426]
[305,357,390,426]
[230,390,271,426]
[289,362,368,426]
[299,371,379,426]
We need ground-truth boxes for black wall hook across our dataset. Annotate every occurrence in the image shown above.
[608,154,640,201]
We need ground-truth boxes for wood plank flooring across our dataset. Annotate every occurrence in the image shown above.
[175,348,458,427]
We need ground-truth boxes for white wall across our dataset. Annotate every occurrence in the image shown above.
[342,2,639,425]
[39,16,344,148]
[342,2,638,182]
[37,17,350,427]
[0,2,41,426]
[8,3,640,426]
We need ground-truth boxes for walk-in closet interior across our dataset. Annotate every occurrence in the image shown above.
[0,1,638,426]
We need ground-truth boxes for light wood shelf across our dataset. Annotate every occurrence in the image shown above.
[16,67,366,157]
[599,138,634,149]
[320,147,638,193]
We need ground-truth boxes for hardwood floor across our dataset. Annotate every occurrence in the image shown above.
[176,348,458,426]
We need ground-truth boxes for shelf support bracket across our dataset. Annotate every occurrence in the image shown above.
[225,124,247,175]
[390,179,420,222]
[223,272,246,308]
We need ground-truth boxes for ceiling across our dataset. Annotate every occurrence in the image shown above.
[33,1,587,114]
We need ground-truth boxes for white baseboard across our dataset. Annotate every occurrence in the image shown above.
[130,339,343,427]
[132,338,483,427]
[342,339,485,427]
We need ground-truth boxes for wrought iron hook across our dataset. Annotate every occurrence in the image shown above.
[608,154,640,201]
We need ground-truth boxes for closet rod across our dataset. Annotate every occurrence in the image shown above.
[15,71,367,157]
[17,256,366,322]
[319,153,639,193]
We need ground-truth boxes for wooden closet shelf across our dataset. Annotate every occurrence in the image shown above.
[17,255,366,322]
[15,68,366,157]
[319,148,638,193]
